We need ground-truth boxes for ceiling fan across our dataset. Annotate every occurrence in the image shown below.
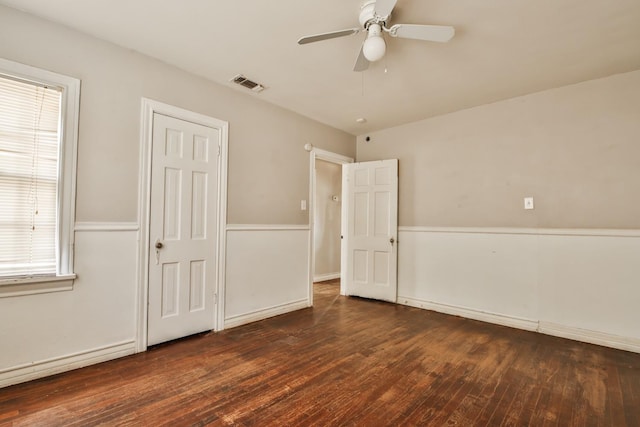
[297,0,455,72]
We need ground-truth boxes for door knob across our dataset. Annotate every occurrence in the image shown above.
[390,237,395,244]
[155,240,164,249]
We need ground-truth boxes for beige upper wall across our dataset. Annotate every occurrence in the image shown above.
[357,70,640,229]
[0,6,355,225]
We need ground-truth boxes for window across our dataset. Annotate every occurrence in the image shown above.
[0,58,79,294]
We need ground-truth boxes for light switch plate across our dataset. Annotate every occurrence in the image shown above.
[524,197,534,210]
[301,200,307,211]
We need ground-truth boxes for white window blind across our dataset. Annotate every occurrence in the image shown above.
[0,75,62,278]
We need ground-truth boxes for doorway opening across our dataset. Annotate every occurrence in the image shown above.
[314,159,342,283]
[308,148,353,306]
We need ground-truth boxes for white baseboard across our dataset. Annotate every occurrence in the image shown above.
[314,272,340,282]
[0,340,136,388]
[224,299,309,329]
[399,296,539,332]
[538,322,640,353]
[399,297,640,354]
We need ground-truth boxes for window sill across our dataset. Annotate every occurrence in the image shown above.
[0,274,76,298]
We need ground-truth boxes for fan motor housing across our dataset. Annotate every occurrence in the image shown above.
[359,0,389,29]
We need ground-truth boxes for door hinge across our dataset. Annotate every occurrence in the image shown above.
[217,143,221,157]
[214,293,218,305]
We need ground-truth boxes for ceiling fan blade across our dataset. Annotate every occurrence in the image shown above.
[298,28,361,45]
[389,24,455,43]
[374,0,398,19]
[353,44,370,72]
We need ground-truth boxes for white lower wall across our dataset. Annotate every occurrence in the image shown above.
[3,222,637,387]
[0,223,313,387]
[537,233,640,348]
[0,223,139,387]
[224,225,310,328]
[398,227,640,352]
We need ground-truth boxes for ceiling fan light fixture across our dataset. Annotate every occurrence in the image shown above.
[362,24,386,62]
[296,0,455,72]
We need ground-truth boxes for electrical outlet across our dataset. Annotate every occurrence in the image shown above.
[524,197,534,210]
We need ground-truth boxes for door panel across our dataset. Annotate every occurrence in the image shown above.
[148,113,219,346]
[342,159,398,302]
[189,260,206,311]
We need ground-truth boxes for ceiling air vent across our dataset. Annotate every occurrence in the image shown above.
[230,74,265,93]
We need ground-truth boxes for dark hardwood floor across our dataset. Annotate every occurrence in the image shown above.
[1,280,639,426]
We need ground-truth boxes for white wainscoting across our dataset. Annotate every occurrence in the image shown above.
[0,222,139,388]
[225,225,310,329]
[397,226,640,353]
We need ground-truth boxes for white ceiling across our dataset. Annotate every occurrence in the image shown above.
[2,0,640,135]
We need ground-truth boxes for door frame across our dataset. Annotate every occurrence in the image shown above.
[307,147,353,306]
[136,98,228,352]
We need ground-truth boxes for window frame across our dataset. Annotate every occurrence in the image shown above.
[0,58,80,296]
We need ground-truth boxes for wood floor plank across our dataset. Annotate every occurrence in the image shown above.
[620,362,640,426]
[1,280,639,426]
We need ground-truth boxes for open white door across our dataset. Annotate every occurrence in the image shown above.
[147,113,220,346]
[342,159,398,302]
